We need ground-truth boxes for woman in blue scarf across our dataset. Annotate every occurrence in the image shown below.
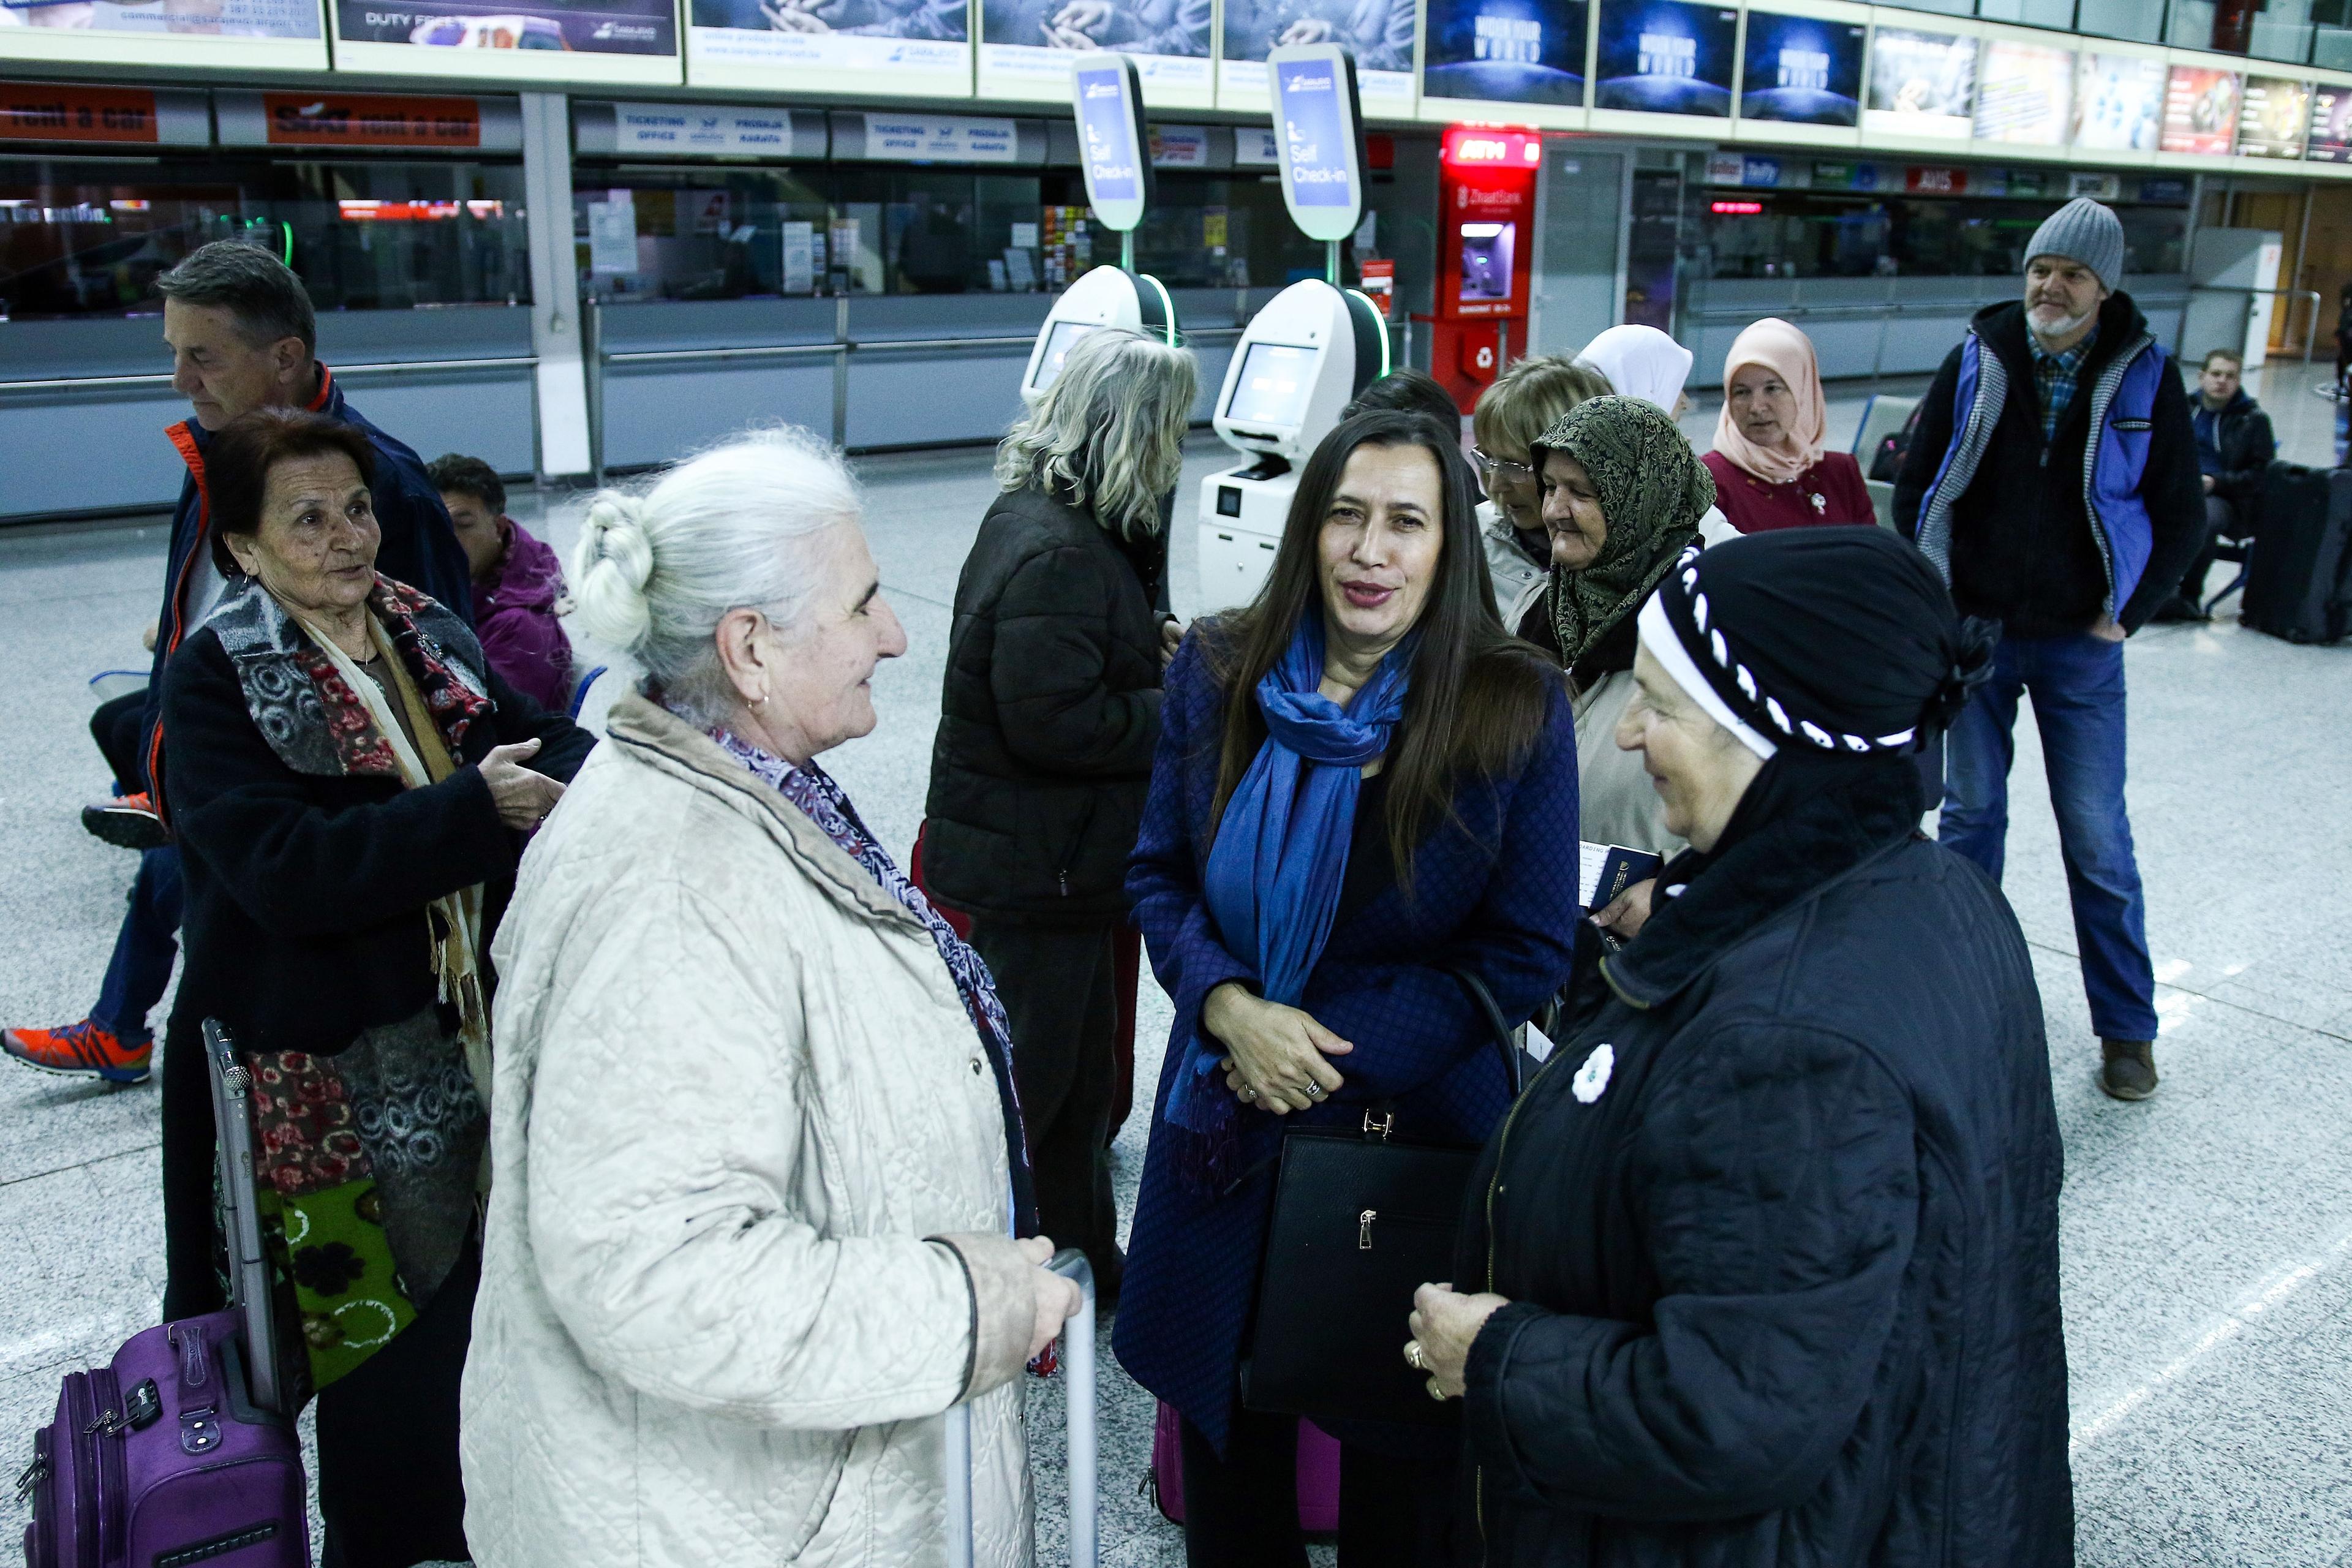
[1116,409,1585,1567]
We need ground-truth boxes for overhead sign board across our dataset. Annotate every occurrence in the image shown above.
[1219,0,1412,113]
[858,111,1018,163]
[1267,42,1364,242]
[687,0,965,99]
[1422,0,1590,113]
[1073,55,1152,230]
[1737,9,1863,128]
[1593,0,1736,119]
[0,81,187,142]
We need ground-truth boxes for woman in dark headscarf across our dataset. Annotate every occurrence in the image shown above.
[1523,395,1738,875]
[1405,527,2073,1568]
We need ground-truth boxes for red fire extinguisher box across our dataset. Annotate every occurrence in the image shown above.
[1425,124,1540,413]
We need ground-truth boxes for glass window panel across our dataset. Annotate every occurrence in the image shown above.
[1976,0,2077,23]
[2078,0,2164,42]
[573,164,827,303]
[0,154,527,322]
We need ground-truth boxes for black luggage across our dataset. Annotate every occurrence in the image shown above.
[2244,462,2352,644]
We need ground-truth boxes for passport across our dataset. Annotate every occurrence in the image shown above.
[1578,841,1664,913]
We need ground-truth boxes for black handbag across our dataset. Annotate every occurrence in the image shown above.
[1240,969,1525,1428]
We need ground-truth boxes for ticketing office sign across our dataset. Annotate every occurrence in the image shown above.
[1268,42,1365,242]
[609,100,794,154]
[1074,55,1153,230]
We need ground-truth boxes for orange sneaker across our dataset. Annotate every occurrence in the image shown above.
[81,791,166,852]
[2,1019,152,1084]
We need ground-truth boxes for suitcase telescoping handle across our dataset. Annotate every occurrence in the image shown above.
[946,1248,1096,1568]
[201,1019,284,1416]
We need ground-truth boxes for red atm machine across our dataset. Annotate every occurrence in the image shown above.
[1426,124,1541,413]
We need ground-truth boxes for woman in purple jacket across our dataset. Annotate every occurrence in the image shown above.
[430,454,576,711]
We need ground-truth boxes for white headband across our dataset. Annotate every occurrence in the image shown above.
[1636,595,1779,761]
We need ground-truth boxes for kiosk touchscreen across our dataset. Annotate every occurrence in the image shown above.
[1020,264,1178,403]
[1197,278,1389,611]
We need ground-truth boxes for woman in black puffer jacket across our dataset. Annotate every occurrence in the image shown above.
[924,326,1197,1301]
[1407,527,2074,1567]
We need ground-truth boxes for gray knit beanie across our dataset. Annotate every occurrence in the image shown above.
[2024,197,2125,292]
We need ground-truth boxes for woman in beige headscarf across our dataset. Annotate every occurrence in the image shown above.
[1702,317,1875,533]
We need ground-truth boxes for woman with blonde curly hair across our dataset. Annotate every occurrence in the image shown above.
[925,325,1198,1304]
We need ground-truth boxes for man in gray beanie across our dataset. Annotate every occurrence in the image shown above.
[1893,196,2205,1104]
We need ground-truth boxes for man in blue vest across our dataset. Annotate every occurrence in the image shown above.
[1894,197,2206,1103]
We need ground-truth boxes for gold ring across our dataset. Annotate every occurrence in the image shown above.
[1426,1375,1447,1402]
[1404,1340,1426,1371]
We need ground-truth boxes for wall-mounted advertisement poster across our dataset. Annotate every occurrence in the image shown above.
[1421,0,1589,112]
[1972,37,2070,145]
[689,0,963,96]
[2071,51,2163,153]
[2309,83,2352,163]
[1593,0,1735,118]
[2162,66,2240,156]
[1219,0,1413,113]
[2238,75,2311,159]
[1737,9,1863,128]
[979,0,1211,107]
[0,0,320,67]
[1863,26,1976,140]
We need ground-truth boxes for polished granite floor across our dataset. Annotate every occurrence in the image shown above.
[1,363,2347,1566]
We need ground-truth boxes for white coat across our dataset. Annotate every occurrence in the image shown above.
[462,693,1039,1568]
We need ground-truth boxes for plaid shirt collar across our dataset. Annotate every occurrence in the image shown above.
[2031,326,2098,443]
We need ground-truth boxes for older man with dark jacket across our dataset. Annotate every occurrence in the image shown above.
[1895,197,2206,1104]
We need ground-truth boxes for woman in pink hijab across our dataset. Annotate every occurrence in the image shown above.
[1701,317,1875,533]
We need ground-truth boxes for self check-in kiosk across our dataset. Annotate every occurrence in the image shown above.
[1196,280,1388,608]
[1195,43,1385,613]
[1022,55,1179,404]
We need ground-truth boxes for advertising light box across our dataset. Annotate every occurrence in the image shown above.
[334,0,677,81]
[1738,9,1863,129]
[0,0,322,69]
[2072,51,2164,154]
[1593,0,1735,119]
[2239,75,2311,159]
[1219,0,1412,111]
[2309,83,2352,163]
[2162,65,2241,157]
[1421,0,1590,115]
[689,0,965,96]
[979,0,1211,108]
[1864,26,1976,141]
[1973,37,2071,146]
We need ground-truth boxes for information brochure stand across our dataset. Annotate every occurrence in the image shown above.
[1020,55,1180,404]
[1196,43,1389,611]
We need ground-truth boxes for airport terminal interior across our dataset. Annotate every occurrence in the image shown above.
[9,0,2352,1559]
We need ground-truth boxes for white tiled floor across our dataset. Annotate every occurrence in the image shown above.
[2,382,2348,1564]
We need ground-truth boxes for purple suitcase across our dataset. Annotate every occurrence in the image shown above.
[19,1311,307,1568]
[18,1019,309,1568]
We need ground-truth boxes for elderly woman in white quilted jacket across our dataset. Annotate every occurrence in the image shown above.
[460,427,1080,1568]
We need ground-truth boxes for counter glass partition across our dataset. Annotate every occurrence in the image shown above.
[1691,189,2187,279]
[0,153,529,321]
[571,164,1354,303]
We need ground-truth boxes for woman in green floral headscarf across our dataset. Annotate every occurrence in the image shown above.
[1526,395,1737,926]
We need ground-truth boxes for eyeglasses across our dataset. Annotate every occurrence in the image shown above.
[1470,447,1536,495]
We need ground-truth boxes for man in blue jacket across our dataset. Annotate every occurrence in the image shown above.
[4,241,472,1088]
[1894,198,2206,1102]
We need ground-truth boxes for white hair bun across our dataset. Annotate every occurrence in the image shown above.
[571,489,655,652]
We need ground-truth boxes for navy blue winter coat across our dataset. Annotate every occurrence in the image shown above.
[1114,627,1584,1456]
[1455,760,2073,1567]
